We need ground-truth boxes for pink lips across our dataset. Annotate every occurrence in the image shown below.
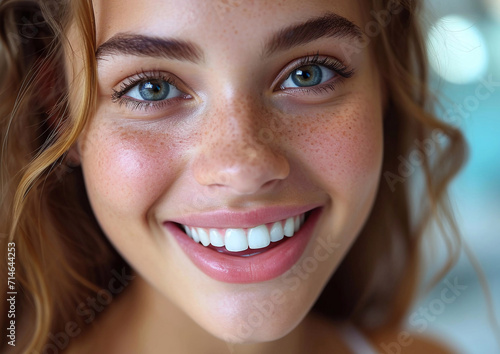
[168,204,320,228]
[163,206,323,283]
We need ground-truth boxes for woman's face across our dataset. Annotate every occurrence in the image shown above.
[70,0,383,343]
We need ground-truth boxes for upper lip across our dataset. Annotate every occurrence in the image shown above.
[166,204,322,229]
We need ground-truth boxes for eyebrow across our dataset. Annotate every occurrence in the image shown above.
[95,12,363,63]
[263,13,364,56]
[95,34,204,63]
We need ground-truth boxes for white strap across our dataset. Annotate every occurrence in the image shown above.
[338,323,378,354]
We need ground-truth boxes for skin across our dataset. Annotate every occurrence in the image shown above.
[64,0,399,352]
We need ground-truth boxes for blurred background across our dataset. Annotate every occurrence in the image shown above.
[407,0,500,353]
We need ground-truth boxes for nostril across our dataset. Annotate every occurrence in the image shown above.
[192,139,290,194]
[261,179,280,190]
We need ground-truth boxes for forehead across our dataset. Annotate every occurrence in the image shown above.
[93,0,365,47]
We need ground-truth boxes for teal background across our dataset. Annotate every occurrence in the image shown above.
[406,1,500,353]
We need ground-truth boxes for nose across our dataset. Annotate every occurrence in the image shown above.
[192,97,290,195]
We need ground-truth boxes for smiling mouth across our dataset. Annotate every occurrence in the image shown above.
[174,211,311,257]
[166,207,323,283]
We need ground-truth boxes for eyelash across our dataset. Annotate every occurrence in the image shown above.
[111,71,187,111]
[111,55,355,112]
[277,54,355,95]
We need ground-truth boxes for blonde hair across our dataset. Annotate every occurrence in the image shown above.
[0,0,466,352]
[1,1,125,352]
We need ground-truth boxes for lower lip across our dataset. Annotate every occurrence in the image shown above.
[164,207,323,284]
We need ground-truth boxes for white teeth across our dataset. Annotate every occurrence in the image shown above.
[284,217,295,237]
[191,228,200,243]
[209,229,224,247]
[270,222,284,242]
[294,216,300,232]
[197,228,210,246]
[248,225,271,249]
[180,212,307,251]
[225,229,248,252]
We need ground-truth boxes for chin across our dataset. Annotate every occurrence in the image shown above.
[180,274,318,345]
[205,314,302,344]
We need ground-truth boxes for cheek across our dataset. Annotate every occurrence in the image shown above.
[79,122,186,217]
[286,95,383,197]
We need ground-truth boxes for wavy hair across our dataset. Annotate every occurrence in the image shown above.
[0,0,466,352]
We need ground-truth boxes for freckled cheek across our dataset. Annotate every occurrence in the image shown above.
[82,132,183,216]
[292,108,383,193]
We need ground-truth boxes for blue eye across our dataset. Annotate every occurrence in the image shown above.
[281,64,336,89]
[126,79,184,101]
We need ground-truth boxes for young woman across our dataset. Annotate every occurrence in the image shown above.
[0,0,466,352]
